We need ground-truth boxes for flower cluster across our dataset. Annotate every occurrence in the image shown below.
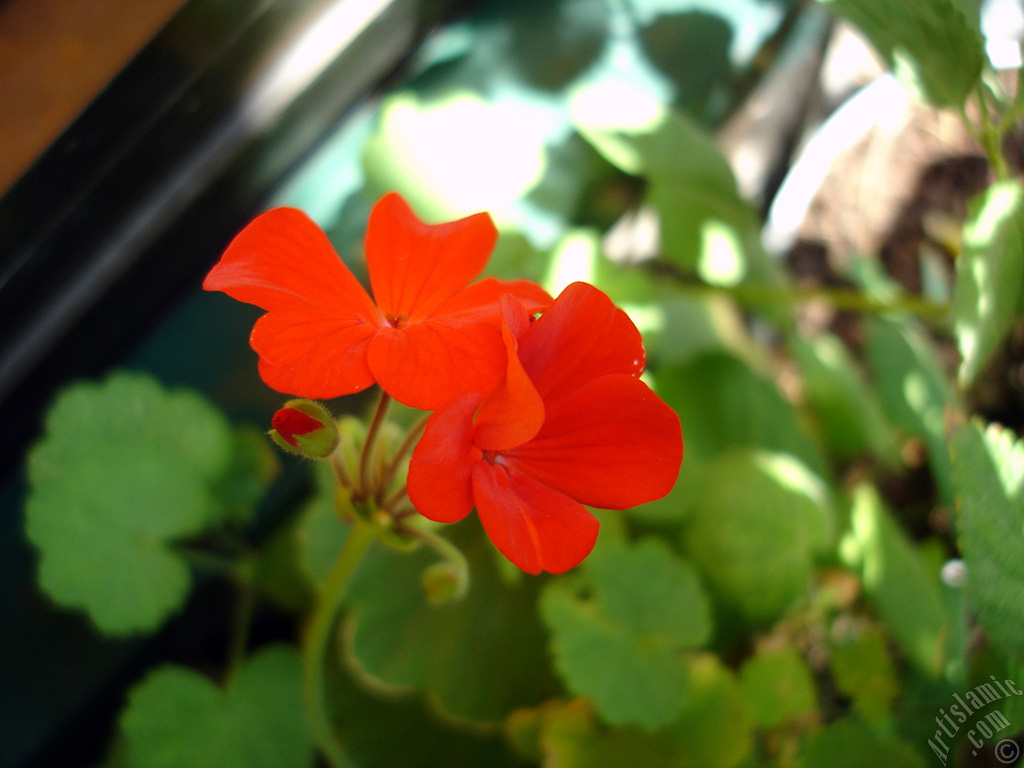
[204,193,682,573]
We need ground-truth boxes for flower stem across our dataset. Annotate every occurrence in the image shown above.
[654,263,952,322]
[302,518,375,768]
[358,392,391,499]
[376,413,429,504]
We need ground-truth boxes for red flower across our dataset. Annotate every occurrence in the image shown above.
[407,282,683,574]
[203,193,550,410]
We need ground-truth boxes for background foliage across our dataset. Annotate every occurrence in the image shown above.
[14,0,1024,766]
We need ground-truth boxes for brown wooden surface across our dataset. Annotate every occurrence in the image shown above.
[0,0,187,194]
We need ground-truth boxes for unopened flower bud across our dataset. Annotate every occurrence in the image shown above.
[269,400,338,459]
[421,561,469,605]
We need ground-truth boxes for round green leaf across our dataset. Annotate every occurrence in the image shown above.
[740,646,818,728]
[680,449,832,624]
[120,645,313,768]
[342,517,559,723]
[540,539,712,729]
[802,718,926,768]
[24,372,234,635]
[529,655,751,768]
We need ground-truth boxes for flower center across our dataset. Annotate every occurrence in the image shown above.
[385,312,409,329]
[482,450,506,464]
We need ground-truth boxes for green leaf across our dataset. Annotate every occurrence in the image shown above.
[540,538,712,728]
[790,333,899,464]
[847,484,948,674]
[951,421,1024,663]
[817,0,984,107]
[213,425,280,525]
[680,449,832,624]
[119,645,313,768]
[24,372,234,635]
[327,655,521,768]
[638,351,827,524]
[955,180,1024,387]
[829,624,900,722]
[525,655,752,768]
[802,718,927,768]
[865,317,959,504]
[570,92,785,292]
[740,646,818,728]
[343,517,558,724]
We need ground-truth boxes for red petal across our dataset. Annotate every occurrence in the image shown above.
[436,278,551,323]
[271,408,322,445]
[203,207,379,321]
[365,193,498,323]
[505,375,682,510]
[518,282,645,404]
[407,393,483,523]
[472,461,599,574]
[366,318,505,410]
[251,309,377,398]
[499,294,532,342]
[473,320,544,452]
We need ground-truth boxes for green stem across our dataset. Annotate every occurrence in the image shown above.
[672,277,951,321]
[401,524,469,578]
[358,392,391,499]
[227,574,257,678]
[302,518,376,768]
[975,87,1012,181]
[375,413,429,505]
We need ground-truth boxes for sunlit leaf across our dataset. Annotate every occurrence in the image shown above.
[24,372,234,635]
[680,449,832,625]
[865,317,959,505]
[951,421,1024,664]
[791,333,900,464]
[955,180,1024,388]
[119,645,314,768]
[540,538,712,728]
[846,484,947,674]
[818,0,984,107]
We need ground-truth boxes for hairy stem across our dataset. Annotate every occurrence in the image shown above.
[358,392,391,500]
[302,518,375,768]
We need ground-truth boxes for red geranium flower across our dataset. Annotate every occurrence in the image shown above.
[407,282,683,574]
[203,193,551,410]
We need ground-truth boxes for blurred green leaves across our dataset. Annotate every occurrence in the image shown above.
[817,0,984,107]
[740,646,818,728]
[846,484,948,674]
[24,372,272,635]
[681,449,832,625]
[119,645,313,768]
[955,180,1024,388]
[343,517,557,724]
[511,655,752,768]
[952,421,1024,664]
[540,538,712,728]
